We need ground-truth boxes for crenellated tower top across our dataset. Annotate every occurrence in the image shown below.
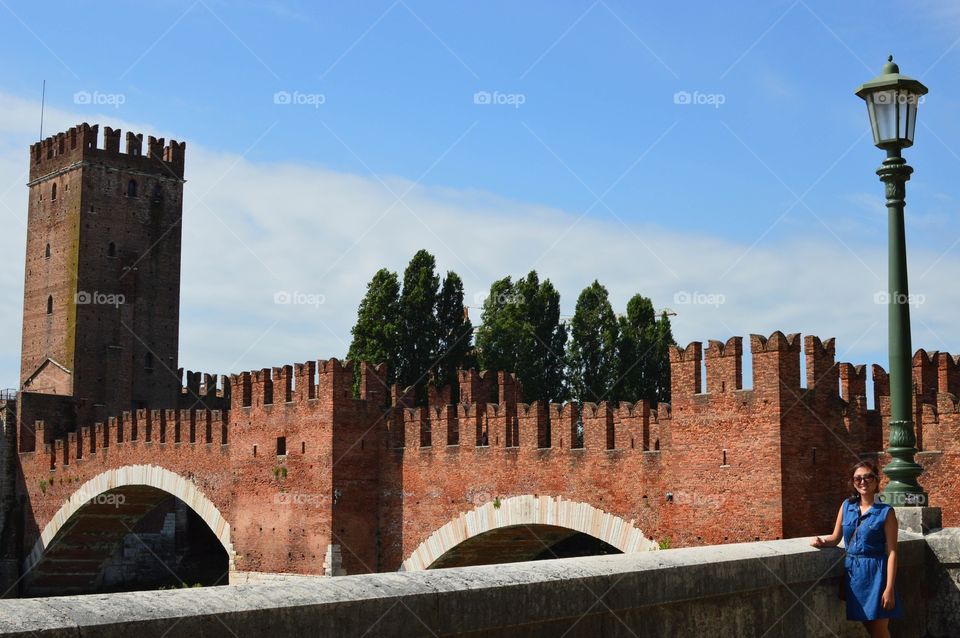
[29,123,186,183]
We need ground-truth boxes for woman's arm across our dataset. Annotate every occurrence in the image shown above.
[811,504,844,547]
[882,508,899,610]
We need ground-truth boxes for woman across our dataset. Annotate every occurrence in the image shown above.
[811,461,901,637]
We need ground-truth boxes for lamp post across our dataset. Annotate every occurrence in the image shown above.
[855,56,928,507]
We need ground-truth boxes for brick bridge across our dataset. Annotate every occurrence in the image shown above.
[8,331,960,596]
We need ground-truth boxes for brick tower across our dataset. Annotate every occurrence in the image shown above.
[19,123,186,424]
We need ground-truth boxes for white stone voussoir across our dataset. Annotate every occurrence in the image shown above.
[401,494,657,571]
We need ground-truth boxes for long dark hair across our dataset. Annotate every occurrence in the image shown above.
[847,460,880,503]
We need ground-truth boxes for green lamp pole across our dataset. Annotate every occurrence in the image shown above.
[855,56,929,507]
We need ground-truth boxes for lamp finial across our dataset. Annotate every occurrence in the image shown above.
[883,55,900,74]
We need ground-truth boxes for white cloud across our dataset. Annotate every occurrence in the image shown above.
[2,90,959,392]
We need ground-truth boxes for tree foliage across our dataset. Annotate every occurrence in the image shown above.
[566,281,619,404]
[349,250,474,404]
[434,271,474,398]
[349,256,674,408]
[652,310,675,404]
[397,250,441,403]
[475,271,567,403]
[614,294,658,403]
[347,268,401,390]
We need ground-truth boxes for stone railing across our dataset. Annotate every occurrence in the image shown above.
[1,531,958,637]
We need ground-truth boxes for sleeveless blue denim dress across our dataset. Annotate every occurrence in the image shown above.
[841,500,902,621]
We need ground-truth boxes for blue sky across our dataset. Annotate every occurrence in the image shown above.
[2,0,960,396]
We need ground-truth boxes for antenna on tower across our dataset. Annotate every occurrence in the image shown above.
[39,80,46,141]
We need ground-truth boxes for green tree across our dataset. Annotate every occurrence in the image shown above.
[653,310,676,404]
[347,268,401,392]
[515,272,567,403]
[614,294,658,403]
[434,271,473,398]
[476,271,567,403]
[566,281,619,404]
[397,250,441,402]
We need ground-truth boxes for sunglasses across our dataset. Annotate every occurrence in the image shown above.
[852,474,877,484]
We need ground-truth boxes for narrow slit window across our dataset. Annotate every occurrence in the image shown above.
[277,436,286,456]
[127,179,138,197]
[145,352,154,371]
[108,242,116,257]
[44,243,51,258]
[46,296,53,314]
[50,183,57,201]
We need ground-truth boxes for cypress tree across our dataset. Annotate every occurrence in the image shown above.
[476,271,567,403]
[397,250,440,403]
[434,271,473,398]
[347,268,402,392]
[566,281,619,405]
[615,294,658,403]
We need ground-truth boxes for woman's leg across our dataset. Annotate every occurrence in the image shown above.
[862,619,890,638]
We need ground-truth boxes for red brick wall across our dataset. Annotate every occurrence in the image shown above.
[17,335,960,578]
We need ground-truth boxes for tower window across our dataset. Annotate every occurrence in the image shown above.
[107,242,116,257]
[152,183,163,202]
[127,179,138,197]
[44,243,50,258]
[51,183,57,201]
[46,296,53,315]
[276,436,286,456]
[145,352,154,371]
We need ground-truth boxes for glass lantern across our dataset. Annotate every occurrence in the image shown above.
[855,56,928,150]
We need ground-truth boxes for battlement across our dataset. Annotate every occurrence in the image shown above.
[28,408,227,472]
[228,358,388,409]
[663,332,960,422]
[457,369,495,404]
[179,368,231,406]
[29,123,186,182]
[393,392,664,453]
[867,348,960,419]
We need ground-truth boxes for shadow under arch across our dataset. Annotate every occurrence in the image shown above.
[401,495,657,571]
[23,464,233,596]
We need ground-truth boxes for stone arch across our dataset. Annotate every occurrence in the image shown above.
[401,495,657,571]
[24,464,234,576]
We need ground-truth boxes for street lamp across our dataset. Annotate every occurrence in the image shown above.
[855,56,928,507]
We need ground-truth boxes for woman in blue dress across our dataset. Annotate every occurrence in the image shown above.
[810,460,902,637]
